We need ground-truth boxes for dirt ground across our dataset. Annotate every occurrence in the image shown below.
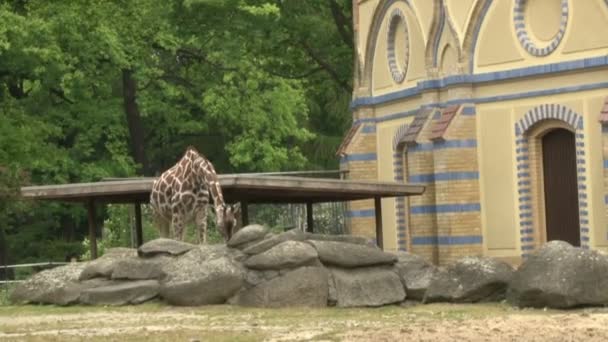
[1,302,608,341]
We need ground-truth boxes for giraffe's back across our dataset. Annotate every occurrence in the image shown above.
[150,168,177,220]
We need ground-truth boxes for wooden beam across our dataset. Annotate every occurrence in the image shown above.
[20,175,425,204]
[87,199,98,259]
[134,202,144,247]
[241,201,249,226]
[374,196,383,250]
[306,202,314,233]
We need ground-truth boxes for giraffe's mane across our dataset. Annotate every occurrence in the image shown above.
[184,145,200,156]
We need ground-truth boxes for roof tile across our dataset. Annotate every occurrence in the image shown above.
[336,123,362,156]
[401,108,434,146]
[429,105,460,140]
[600,97,608,124]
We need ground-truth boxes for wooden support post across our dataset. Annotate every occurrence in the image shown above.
[374,196,383,250]
[134,202,144,247]
[87,199,98,260]
[306,202,314,233]
[241,201,249,226]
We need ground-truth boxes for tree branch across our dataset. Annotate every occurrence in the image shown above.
[50,88,74,104]
[299,40,351,93]
[263,66,324,79]
[176,48,238,72]
[328,0,353,48]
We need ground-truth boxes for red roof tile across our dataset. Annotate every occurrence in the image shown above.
[401,108,434,146]
[600,97,608,124]
[429,105,460,141]
[336,123,362,156]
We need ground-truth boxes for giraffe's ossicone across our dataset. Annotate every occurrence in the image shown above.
[150,146,240,244]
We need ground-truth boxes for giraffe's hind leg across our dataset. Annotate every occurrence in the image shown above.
[171,208,186,241]
[195,205,209,244]
[154,212,171,238]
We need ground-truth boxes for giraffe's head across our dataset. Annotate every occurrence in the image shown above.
[216,203,241,242]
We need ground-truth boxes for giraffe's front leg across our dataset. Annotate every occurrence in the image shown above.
[196,206,208,244]
[171,208,186,241]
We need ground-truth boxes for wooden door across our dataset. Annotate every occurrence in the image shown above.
[542,128,580,246]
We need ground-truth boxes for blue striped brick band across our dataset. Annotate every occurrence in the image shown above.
[412,235,482,245]
[461,106,476,116]
[346,209,375,218]
[411,203,481,214]
[409,139,477,152]
[343,153,377,162]
[408,171,479,183]
[361,125,376,134]
[351,56,608,110]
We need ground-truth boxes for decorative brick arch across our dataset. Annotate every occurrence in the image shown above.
[514,104,588,257]
[361,0,430,91]
[393,123,410,251]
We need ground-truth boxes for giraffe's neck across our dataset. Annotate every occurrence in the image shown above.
[193,156,225,210]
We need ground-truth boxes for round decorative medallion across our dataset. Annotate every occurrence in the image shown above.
[386,8,409,83]
[513,0,568,57]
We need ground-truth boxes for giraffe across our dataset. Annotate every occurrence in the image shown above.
[150,146,240,244]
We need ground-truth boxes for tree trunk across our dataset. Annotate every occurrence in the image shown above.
[122,69,150,175]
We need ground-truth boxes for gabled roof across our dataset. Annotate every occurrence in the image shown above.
[600,97,608,124]
[401,108,434,146]
[429,105,461,141]
[336,123,362,156]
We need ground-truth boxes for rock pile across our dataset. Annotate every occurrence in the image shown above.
[11,226,608,309]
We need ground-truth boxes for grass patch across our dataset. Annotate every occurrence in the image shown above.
[0,283,15,306]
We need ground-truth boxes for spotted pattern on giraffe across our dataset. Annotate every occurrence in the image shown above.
[150,146,240,244]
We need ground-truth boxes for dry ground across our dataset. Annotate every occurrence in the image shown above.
[1,302,608,341]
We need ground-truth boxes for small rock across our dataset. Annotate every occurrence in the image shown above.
[244,241,318,270]
[111,256,169,280]
[137,238,197,258]
[424,256,514,303]
[329,266,405,307]
[230,267,328,307]
[227,224,268,247]
[242,228,306,255]
[79,249,138,281]
[80,280,159,305]
[308,240,397,268]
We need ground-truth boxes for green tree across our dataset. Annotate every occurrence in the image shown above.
[0,0,354,265]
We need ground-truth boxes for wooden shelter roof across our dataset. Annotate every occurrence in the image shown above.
[20,175,425,204]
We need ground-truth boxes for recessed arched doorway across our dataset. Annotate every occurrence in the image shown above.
[541,128,580,246]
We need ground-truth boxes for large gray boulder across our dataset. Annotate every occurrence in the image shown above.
[424,256,514,303]
[111,256,169,280]
[329,267,405,307]
[229,267,328,307]
[79,248,138,281]
[244,241,318,270]
[242,228,306,255]
[305,233,376,247]
[80,280,159,305]
[308,240,397,268]
[227,224,268,248]
[243,270,280,289]
[507,241,608,308]
[392,252,437,300]
[160,246,245,306]
[11,263,88,305]
[137,238,197,258]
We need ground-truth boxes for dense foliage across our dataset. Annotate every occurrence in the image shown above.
[0,0,353,271]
